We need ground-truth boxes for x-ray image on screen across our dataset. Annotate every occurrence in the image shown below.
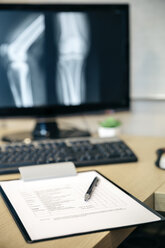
[0,9,127,108]
[48,11,126,107]
[44,11,100,107]
[54,13,90,106]
[0,12,46,107]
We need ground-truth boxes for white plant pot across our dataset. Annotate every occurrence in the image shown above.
[98,126,121,138]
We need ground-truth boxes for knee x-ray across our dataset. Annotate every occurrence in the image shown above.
[0,9,128,108]
[0,12,46,107]
[55,13,90,106]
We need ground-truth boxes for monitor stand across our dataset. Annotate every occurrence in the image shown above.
[2,119,91,143]
[32,120,90,140]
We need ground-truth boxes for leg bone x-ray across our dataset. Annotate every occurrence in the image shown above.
[0,15,45,107]
[55,13,90,105]
[0,13,90,107]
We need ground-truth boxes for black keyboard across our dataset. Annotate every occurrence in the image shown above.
[0,137,138,174]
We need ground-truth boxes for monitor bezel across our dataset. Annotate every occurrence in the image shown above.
[0,3,130,118]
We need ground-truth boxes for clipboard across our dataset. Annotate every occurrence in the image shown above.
[0,162,164,243]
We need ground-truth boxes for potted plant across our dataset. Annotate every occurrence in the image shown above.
[98,117,121,137]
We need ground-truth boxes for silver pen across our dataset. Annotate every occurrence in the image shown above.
[84,176,99,201]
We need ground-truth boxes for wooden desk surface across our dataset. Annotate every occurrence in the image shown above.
[0,134,165,248]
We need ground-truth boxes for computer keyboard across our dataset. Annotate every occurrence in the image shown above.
[0,137,138,174]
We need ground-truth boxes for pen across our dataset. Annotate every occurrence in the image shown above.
[84,176,99,201]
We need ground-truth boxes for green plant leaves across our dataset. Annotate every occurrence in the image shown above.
[100,117,121,128]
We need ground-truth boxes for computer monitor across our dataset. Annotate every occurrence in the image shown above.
[0,3,129,140]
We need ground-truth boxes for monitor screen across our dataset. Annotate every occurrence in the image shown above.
[0,3,129,118]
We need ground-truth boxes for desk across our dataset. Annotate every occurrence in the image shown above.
[0,123,165,247]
